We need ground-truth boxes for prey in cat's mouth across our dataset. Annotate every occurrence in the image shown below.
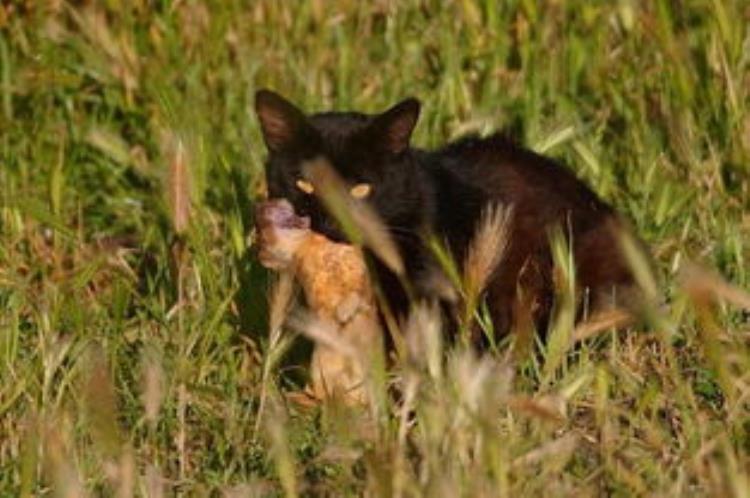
[254,89,649,344]
[255,197,380,404]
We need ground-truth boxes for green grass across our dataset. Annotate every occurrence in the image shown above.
[1,1,750,496]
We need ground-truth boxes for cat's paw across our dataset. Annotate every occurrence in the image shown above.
[255,199,311,270]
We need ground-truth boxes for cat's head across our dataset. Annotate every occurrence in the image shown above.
[254,89,428,242]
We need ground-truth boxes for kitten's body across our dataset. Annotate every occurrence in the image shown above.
[255,91,640,341]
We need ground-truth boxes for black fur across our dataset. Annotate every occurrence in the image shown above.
[255,90,639,341]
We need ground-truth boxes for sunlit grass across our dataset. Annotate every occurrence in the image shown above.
[1,1,749,496]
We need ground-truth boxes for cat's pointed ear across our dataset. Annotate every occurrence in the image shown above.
[255,90,309,152]
[371,98,421,154]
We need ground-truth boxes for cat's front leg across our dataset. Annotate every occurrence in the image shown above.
[385,237,459,311]
[410,261,458,305]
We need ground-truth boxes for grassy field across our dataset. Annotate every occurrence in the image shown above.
[1,1,750,496]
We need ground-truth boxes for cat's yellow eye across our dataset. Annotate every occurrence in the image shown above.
[350,183,372,199]
[296,179,315,195]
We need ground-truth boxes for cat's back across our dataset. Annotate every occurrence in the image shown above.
[432,133,613,221]
[428,133,639,338]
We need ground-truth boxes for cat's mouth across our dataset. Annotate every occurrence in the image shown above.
[309,217,348,244]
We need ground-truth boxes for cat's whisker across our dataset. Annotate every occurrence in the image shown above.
[382,226,419,238]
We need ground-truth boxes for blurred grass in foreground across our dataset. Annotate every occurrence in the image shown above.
[1,1,750,496]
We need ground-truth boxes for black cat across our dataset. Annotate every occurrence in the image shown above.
[254,89,641,341]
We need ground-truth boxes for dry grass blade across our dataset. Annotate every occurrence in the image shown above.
[141,351,164,429]
[617,227,658,302]
[144,465,165,498]
[167,138,191,235]
[286,310,359,360]
[68,5,140,95]
[542,224,577,381]
[681,261,750,310]
[508,394,567,424]
[103,449,135,498]
[83,347,122,459]
[264,396,298,498]
[451,351,502,415]
[511,434,578,468]
[302,157,404,276]
[405,303,443,380]
[268,272,296,339]
[44,419,88,498]
[681,261,742,405]
[254,272,297,438]
[573,308,634,343]
[463,203,512,320]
